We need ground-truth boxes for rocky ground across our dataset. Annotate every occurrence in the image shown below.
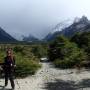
[0,61,90,90]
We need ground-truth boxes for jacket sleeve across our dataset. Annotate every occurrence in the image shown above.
[13,57,16,66]
[2,57,6,70]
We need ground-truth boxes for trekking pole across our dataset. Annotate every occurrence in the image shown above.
[15,77,20,89]
[14,68,20,89]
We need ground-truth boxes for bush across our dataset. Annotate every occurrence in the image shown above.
[14,46,23,53]
[15,59,41,78]
[54,59,75,68]
[71,32,90,52]
[48,35,69,61]
[31,45,48,58]
[14,48,41,78]
[54,50,87,69]
[48,35,88,68]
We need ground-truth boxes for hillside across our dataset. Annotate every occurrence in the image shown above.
[0,27,17,42]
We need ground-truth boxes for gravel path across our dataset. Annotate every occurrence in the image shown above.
[0,61,90,90]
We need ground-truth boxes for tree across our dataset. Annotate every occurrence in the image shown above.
[48,35,87,68]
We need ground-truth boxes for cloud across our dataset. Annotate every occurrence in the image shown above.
[0,0,90,38]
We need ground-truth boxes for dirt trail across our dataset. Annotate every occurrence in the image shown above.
[0,61,90,90]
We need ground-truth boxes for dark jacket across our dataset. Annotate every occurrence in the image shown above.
[4,56,16,74]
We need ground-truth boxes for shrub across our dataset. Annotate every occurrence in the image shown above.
[14,46,23,53]
[15,59,41,78]
[54,50,87,69]
[31,45,48,58]
[14,50,41,78]
[54,59,75,68]
[71,32,90,52]
[48,35,88,68]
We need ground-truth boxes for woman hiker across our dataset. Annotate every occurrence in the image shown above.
[3,48,16,90]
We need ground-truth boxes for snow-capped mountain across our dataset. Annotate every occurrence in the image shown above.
[43,19,73,41]
[23,34,39,42]
[51,19,73,34]
[44,16,90,41]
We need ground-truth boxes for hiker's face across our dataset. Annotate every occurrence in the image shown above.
[7,51,11,56]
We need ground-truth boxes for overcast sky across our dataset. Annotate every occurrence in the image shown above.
[0,0,90,39]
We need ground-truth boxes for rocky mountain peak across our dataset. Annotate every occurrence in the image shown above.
[74,16,89,24]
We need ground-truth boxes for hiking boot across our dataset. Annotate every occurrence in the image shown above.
[3,85,8,89]
[12,88,15,90]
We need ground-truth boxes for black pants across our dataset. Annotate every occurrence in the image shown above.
[5,72,15,89]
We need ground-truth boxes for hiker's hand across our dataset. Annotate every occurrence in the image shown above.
[0,66,3,70]
[14,65,16,68]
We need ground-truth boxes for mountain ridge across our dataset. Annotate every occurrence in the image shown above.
[0,27,17,42]
[44,16,90,41]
